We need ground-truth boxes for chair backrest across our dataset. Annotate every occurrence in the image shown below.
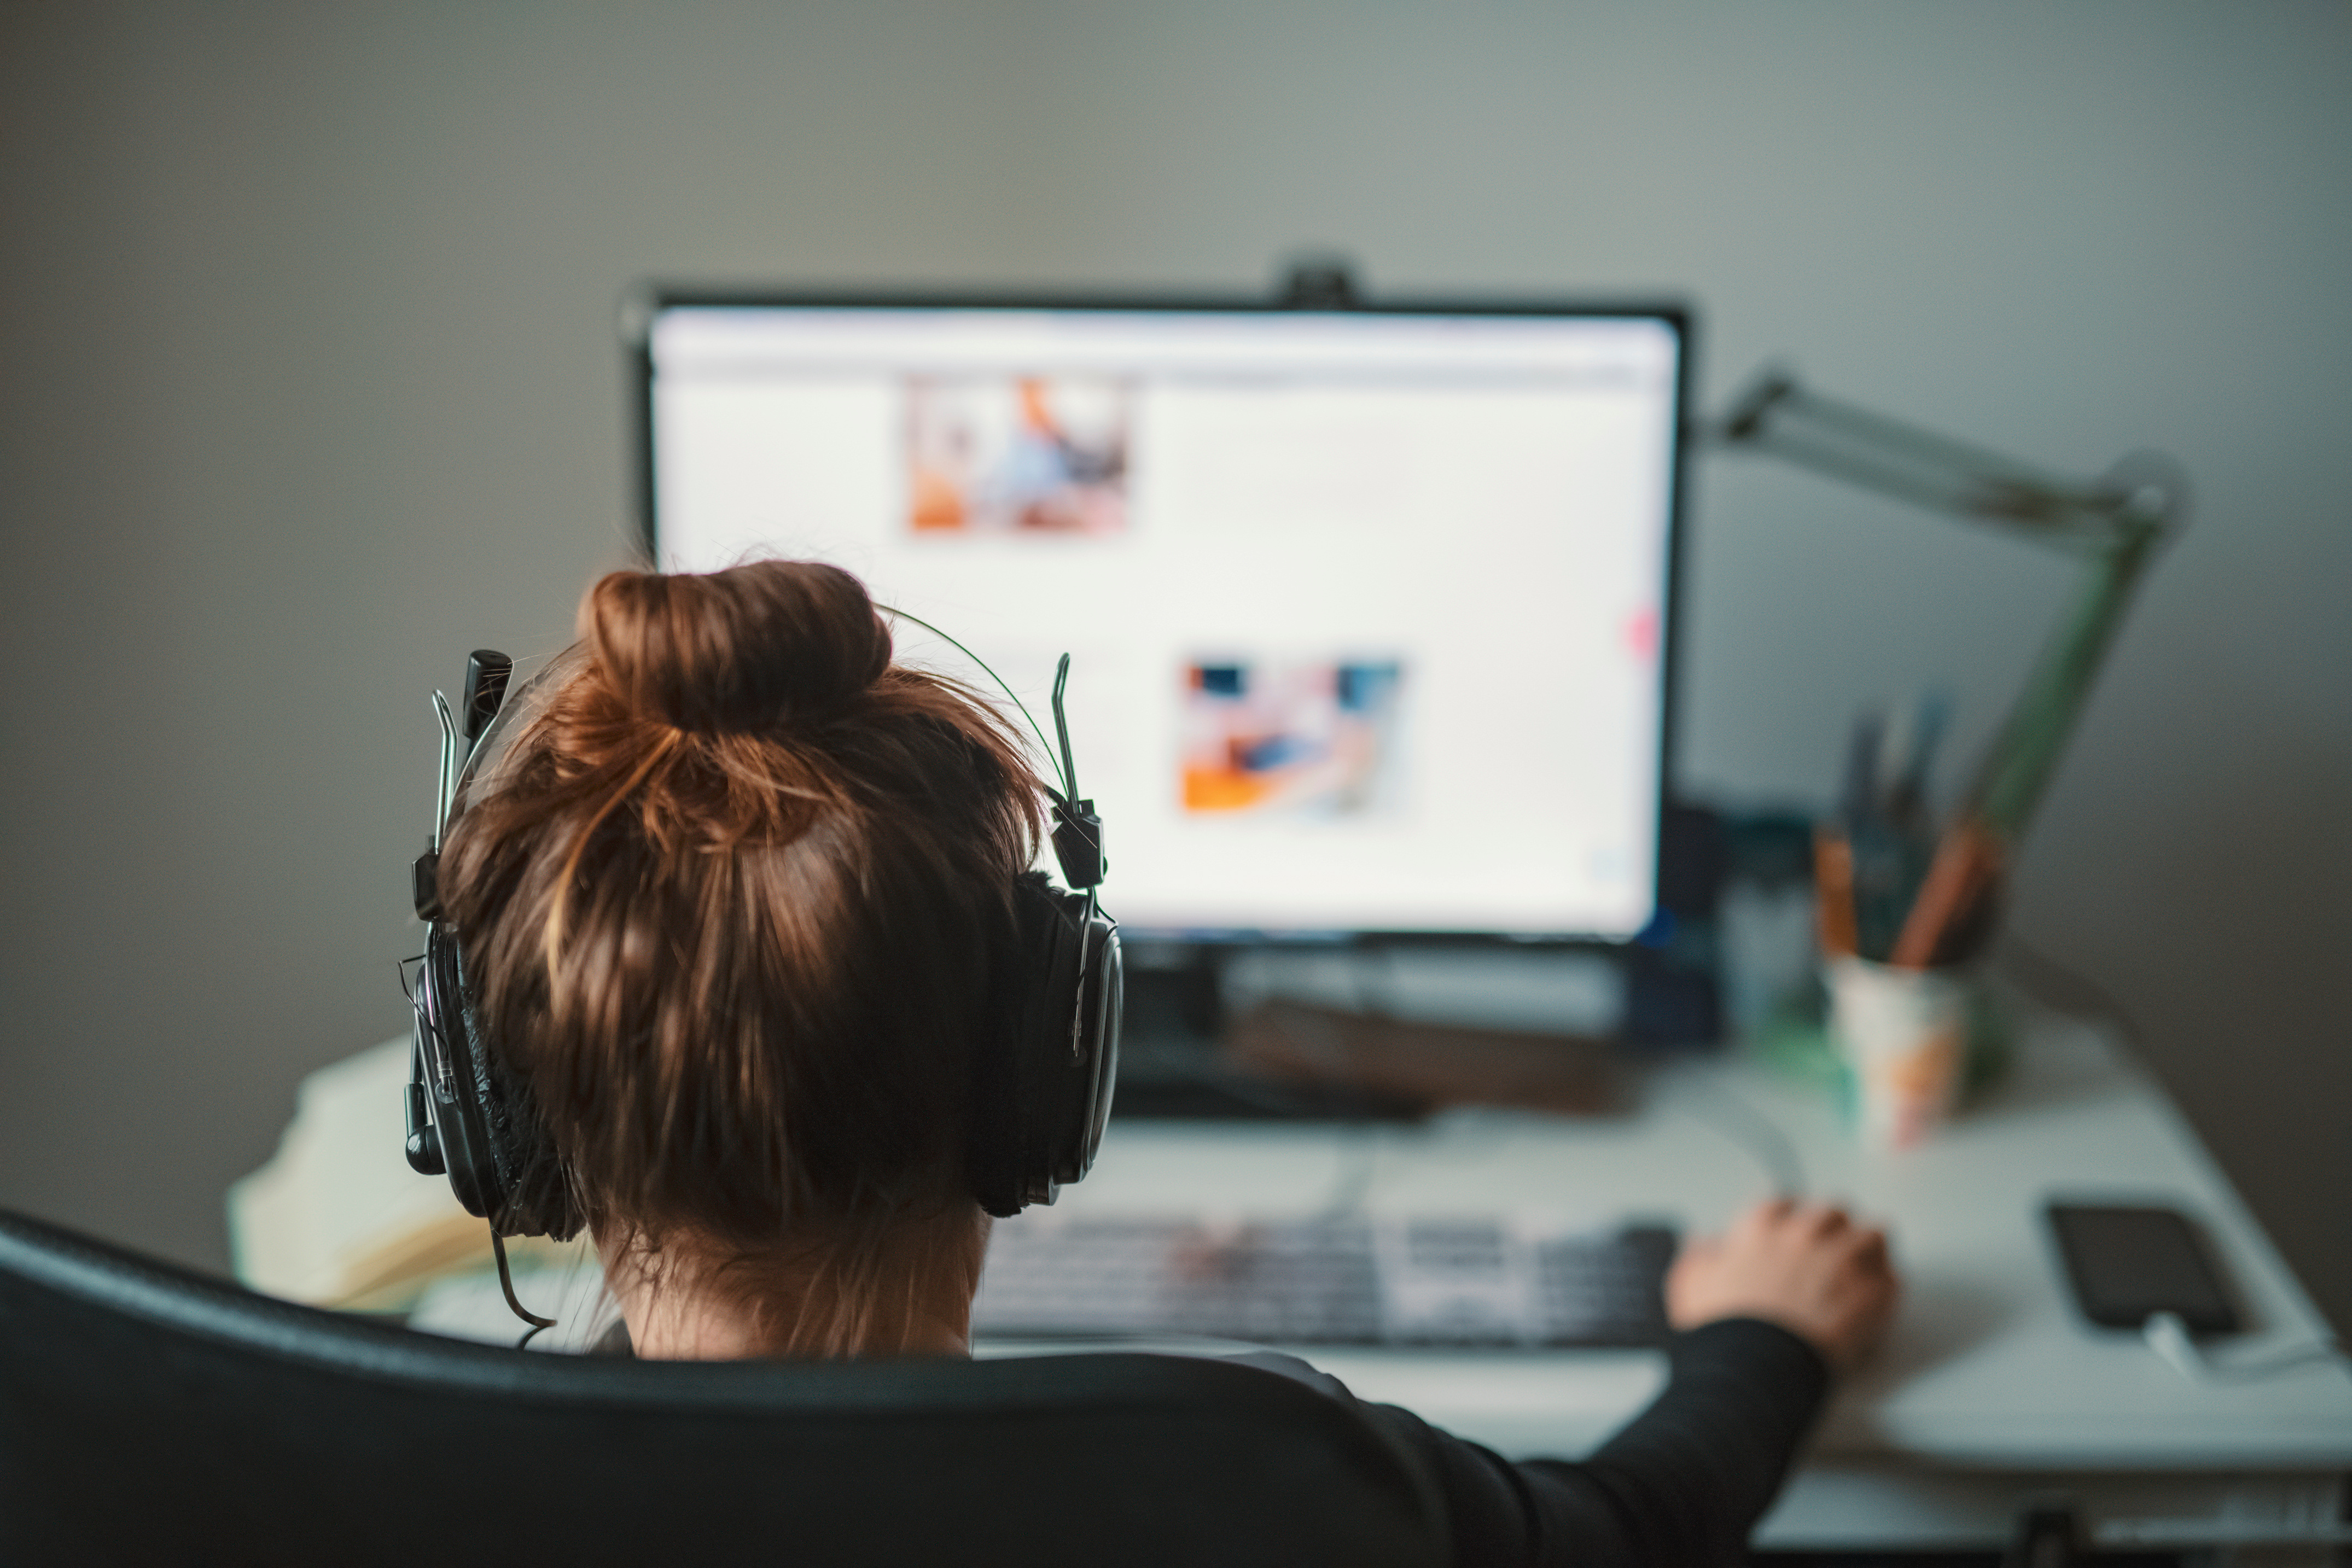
[0,1210,1448,1566]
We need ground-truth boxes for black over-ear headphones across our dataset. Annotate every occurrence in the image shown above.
[401,639,1123,1267]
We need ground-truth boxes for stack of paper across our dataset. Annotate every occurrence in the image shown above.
[227,1036,588,1309]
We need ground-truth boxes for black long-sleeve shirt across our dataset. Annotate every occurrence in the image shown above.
[1315,1319,1828,1566]
[591,1316,1826,1564]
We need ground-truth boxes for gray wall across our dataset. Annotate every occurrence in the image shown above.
[4,2,2347,1326]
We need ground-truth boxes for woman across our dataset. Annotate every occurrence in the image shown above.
[439,558,1899,1564]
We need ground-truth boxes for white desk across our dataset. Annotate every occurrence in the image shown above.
[1036,1012,2352,1551]
[376,1007,2349,1550]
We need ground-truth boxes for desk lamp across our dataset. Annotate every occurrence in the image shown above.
[1712,373,2187,965]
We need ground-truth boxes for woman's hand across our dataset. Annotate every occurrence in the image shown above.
[1665,1198,1900,1372]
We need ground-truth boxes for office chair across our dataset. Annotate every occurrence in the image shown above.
[0,1210,1448,1566]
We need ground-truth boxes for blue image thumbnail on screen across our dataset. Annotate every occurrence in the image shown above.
[1181,658,1405,818]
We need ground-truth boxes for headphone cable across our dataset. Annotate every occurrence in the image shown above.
[490,1228,558,1349]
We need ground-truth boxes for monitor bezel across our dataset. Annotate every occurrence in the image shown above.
[625,284,1696,948]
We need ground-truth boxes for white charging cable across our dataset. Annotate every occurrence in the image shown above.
[2142,1311,2345,1384]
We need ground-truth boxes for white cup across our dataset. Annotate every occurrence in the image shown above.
[1825,955,1975,1150]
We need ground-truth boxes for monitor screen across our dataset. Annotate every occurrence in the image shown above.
[637,296,1686,940]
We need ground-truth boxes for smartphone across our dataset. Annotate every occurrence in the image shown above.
[2045,1202,2241,1334]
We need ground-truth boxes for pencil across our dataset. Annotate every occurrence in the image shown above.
[1814,825,1859,958]
[1891,815,2005,968]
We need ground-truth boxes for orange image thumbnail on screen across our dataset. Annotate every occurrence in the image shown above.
[909,464,965,532]
[1181,664,1279,812]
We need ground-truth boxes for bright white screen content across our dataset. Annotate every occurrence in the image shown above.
[646,306,1681,938]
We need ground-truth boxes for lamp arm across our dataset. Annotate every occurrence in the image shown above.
[1965,518,2163,838]
[1711,369,2187,849]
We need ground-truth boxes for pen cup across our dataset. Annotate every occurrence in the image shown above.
[1825,956,1992,1150]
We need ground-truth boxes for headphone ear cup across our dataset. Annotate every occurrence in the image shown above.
[424,923,581,1240]
[422,924,497,1221]
[969,875,1061,1217]
[1058,909,1122,1185]
[968,874,1121,1219]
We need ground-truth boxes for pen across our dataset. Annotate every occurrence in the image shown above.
[1891,815,2004,968]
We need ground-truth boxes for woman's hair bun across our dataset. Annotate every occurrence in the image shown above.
[581,561,892,732]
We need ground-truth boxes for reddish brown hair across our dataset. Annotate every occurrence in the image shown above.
[438,561,1042,1348]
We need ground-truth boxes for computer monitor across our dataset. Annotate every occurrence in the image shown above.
[632,289,1689,941]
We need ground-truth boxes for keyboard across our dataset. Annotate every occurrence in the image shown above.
[971,1215,1678,1348]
